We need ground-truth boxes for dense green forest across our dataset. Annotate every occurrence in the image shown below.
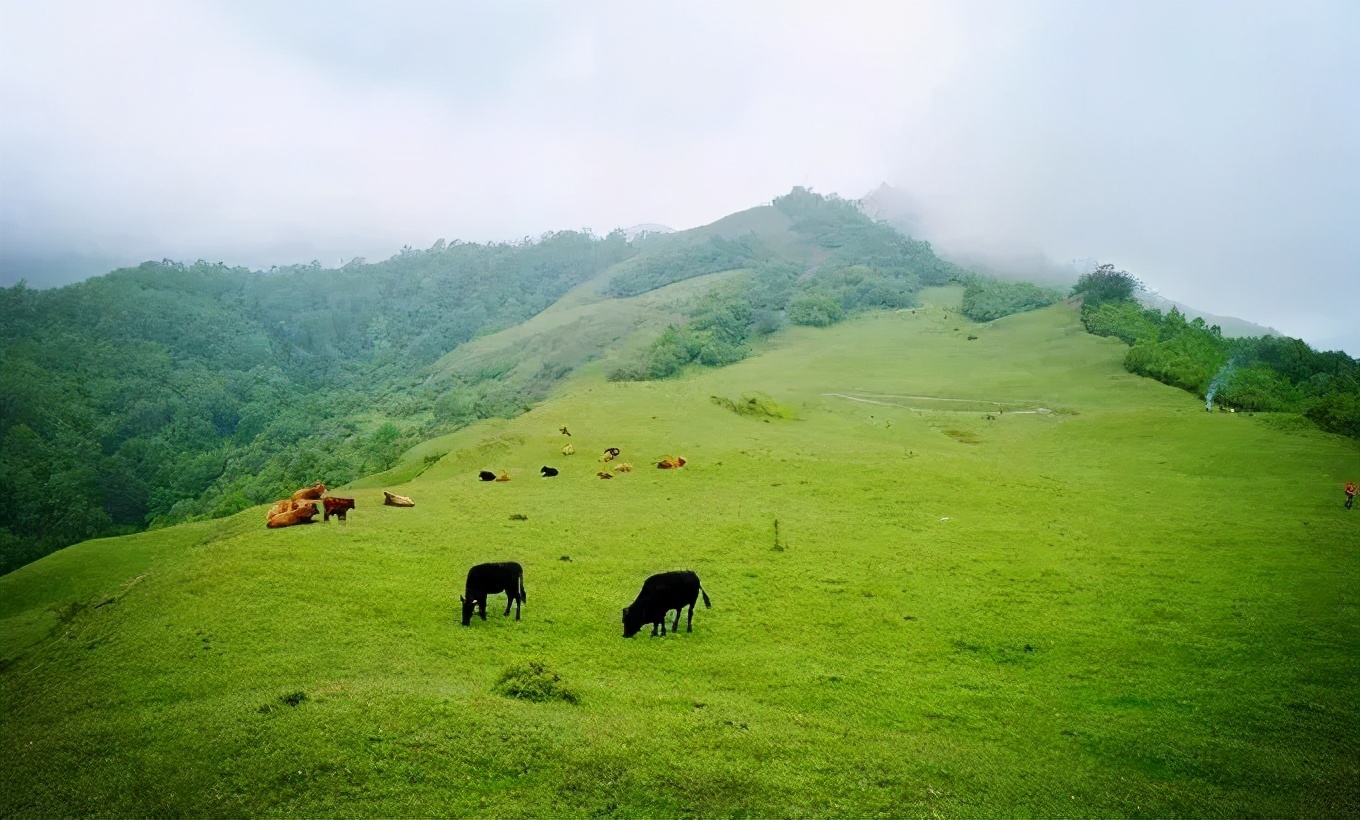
[0,232,637,574]
[1073,266,1360,436]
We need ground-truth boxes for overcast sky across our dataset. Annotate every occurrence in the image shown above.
[2,0,1356,353]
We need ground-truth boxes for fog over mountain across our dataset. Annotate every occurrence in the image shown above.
[1,0,1355,353]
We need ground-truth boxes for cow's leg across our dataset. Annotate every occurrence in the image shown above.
[687,602,695,632]
[651,621,660,637]
[672,608,681,633]
[323,509,331,522]
[479,599,488,621]
[504,593,512,617]
[513,594,521,621]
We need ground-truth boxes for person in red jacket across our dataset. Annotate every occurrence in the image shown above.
[1346,481,1356,510]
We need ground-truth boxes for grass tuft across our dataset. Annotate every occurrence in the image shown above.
[494,661,579,704]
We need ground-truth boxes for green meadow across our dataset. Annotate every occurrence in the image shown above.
[2,290,1356,817]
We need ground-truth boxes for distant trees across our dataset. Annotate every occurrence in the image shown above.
[1071,263,1143,309]
[1073,262,1359,438]
[960,279,1064,322]
[607,188,976,382]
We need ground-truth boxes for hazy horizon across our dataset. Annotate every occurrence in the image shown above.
[2,0,1356,353]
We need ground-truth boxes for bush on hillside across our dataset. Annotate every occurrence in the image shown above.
[710,392,797,420]
[961,280,1064,322]
[787,292,845,327]
[1071,263,1143,309]
[1082,300,1164,345]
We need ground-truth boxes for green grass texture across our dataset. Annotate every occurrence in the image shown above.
[3,292,1356,817]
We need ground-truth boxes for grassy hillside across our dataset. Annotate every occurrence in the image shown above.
[2,293,1356,817]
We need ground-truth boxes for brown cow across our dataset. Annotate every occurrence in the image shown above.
[495,471,511,482]
[267,501,318,528]
[657,456,687,469]
[265,498,297,522]
[597,471,614,479]
[383,491,415,507]
[323,497,356,522]
[291,481,327,501]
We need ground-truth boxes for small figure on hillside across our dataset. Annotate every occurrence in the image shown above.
[560,425,571,437]
[1346,481,1356,510]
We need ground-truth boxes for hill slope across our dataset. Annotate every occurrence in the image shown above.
[3,293,1356,817]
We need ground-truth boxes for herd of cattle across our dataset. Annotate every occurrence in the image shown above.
[265,435,708,636]
[461,561,712,638]
[264,482,354,528]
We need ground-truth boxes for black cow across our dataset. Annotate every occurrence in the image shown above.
[461,562,525,626]
[540,466,559,477]
[622,570,711,637]
[478,470,497,481]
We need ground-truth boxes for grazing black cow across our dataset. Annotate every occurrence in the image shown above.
[622,570,711,637]
[478,470,497,481]
[461,562,526,626]
[540,466,559,477]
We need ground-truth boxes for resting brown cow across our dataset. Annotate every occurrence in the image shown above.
[323,497,355,522]
[265,499,297,522]
[657,456,687,469]
[267,501,318,528]
[383,491,415,507]
[291,481,327,501]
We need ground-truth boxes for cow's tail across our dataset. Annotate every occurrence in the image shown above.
[699,584,711,609]
[519,571,527,603]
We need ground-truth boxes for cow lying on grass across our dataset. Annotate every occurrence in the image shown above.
[265,499,297,522]
[657,456,687,469]
[291,481,327,501]
[562,444,575,456]
[267,501,318,528]
[540,466,559,477]
[461,562,526,626]
[479,470,497,481]
[323,497,355,522]
[623,570,711,637]
[383,491,415,507]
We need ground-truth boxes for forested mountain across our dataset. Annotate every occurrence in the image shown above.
[0,231,635,573]
[0,189,967,574]
[4,188,1353,576]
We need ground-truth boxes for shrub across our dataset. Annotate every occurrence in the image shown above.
[787,292,845,327]
[961,280,1063,322]
[1071,263,1143,309]
[1082,301,1163,345]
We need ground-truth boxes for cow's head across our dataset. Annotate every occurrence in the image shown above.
[622,606,644,638]
[460,596,475,627]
